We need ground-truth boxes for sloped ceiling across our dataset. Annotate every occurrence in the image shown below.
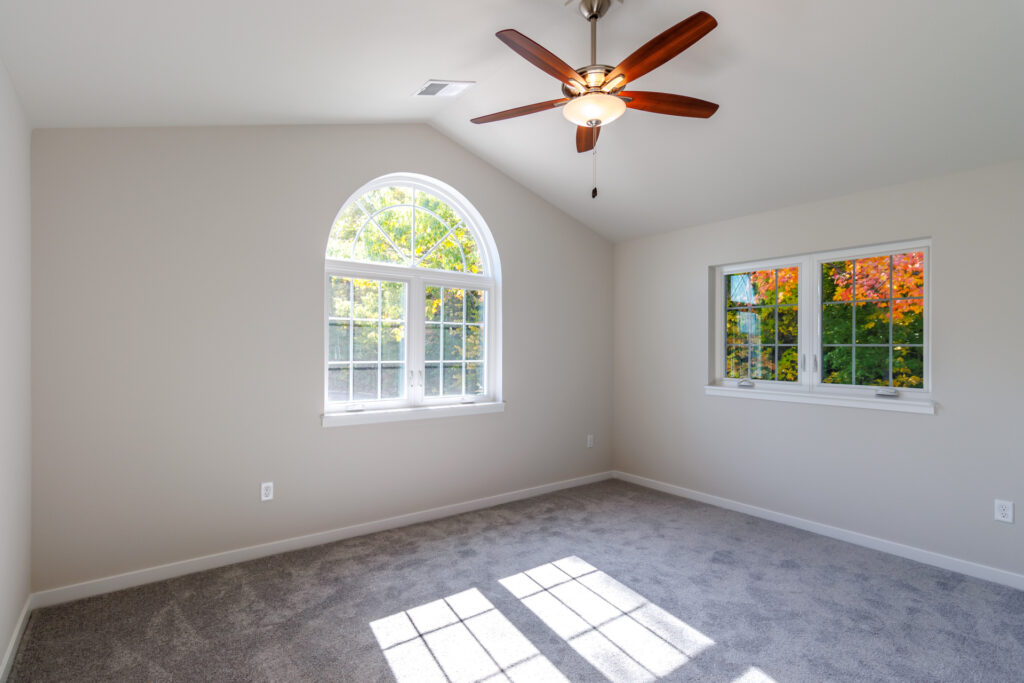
[1,0,1022,241]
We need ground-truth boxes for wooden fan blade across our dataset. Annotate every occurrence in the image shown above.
[471,98,570,124]
[496,29,586,91]
[606,12,717,85]
[576,125,600,153]
[620,91,719,118]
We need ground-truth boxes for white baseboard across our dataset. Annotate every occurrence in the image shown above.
[30,471,614,610]
[1,597,31,682]
[611,470,1024,591]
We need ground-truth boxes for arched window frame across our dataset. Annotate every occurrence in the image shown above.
[323,173,503,426]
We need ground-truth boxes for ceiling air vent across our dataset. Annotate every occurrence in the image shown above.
[415,80,475,97]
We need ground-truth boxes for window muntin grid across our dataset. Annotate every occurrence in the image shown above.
[424,286,486,398]
[724,267,799,383]
[821,251,925,388]
[327,277,407,403]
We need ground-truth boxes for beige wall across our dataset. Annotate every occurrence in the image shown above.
[613,161,1024,575]
[0,59,31,665]
[31,124,613,590]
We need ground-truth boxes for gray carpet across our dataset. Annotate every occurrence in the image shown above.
[9,480,1024,682]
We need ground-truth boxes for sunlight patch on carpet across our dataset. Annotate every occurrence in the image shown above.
[500,556,714,683]
[370,587,568,683]
[732,666,779,682]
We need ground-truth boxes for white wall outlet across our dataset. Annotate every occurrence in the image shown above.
[995,499,1013,523]
[587,434,594,449]
[261,482,274,502]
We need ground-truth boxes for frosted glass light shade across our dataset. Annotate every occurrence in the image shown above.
[562,93,626,127]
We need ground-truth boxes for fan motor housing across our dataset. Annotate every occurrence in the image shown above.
[561,65,620,97]
[578,0,612,20]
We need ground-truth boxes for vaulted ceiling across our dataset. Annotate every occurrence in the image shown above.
[1,0,1021,241]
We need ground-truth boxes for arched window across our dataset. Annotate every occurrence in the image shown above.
[323,173,502,425]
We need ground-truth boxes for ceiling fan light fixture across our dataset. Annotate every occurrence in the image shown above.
[562,92,626,127]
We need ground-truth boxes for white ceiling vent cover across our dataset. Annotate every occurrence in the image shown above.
[415,80,475,97]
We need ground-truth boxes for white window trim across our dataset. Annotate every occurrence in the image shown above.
[706,238,933,414]
[323,173,503,426]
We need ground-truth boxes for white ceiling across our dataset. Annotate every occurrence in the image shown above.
[1,0,1022,241]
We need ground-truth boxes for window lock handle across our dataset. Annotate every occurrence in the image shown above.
[418,370,424,387]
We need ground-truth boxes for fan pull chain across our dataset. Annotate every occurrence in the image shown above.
[592,146,598,199]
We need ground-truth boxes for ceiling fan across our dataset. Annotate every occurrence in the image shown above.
[471,0,719,155]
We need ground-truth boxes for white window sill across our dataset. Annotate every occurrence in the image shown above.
[322,401,505,427]
[704,385,934,414]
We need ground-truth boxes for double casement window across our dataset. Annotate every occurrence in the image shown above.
[708,240,932,413]
[323,174,502,426]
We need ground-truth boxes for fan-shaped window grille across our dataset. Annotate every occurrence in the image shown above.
[323,173,502,425]
[327,186,486,274]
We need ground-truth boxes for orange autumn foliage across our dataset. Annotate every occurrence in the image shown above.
[824,252,923,321]
[747,266,799,305]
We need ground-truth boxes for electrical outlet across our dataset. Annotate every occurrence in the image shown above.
[261,482,274,502]
[587,434,594,448]
[995,499,1013,523]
